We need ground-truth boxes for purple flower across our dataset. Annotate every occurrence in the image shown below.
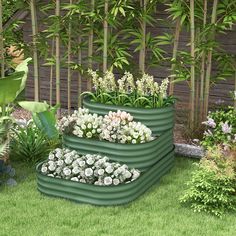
[202,118,216,128]
[221,122,232,134]
[204,129,213,136]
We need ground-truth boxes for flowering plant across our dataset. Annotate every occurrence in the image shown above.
[58,109,154,144]
[201,107,236,150]
[41,148,141,186]
[84,70,175,108]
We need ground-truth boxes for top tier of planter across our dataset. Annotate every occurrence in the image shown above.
[83,96,175,136]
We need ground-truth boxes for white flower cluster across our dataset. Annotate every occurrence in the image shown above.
[58,109,154,144]
[57,108,89,134]
[117,71,135,93]
[88,69,116,92]
[100,110,154,143]
[73,113,103,139]
[88,70,169,98]
[41,148,141,186]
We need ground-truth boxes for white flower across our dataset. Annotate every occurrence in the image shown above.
[48,154,55,160]
[105,165,114,174]
[63,168,72,176]
[79,160,86,167]
[71,177,79,182]
[98,169,105,176]
[41,166,48,173]
[124,170,132,179]
[72,167,80,175]
[85,168,93,177]
[113,178,120,185]
[48,164,56,172]
[65,157,73,165]
[104,176,113,185]
[57,160,64,166]
[86,157,95,165]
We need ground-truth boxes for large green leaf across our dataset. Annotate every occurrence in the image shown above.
[36,111,58,139]
[18,101,49,113]
[0,72,24,106]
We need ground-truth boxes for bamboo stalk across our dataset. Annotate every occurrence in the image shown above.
[0,0,4,78]
[87,0,94,91]
[139,0,147,73]
[234,70,236,110]
[199,0,207,122]
[67,0,72,114]
[203,0,218,119]
[49,39,55,106]
[103,0,108,73]
[55,0,61,115]
[189,0,195,129]
[30,0,40,101]
[78,36,82,108]
[169,18,181,95]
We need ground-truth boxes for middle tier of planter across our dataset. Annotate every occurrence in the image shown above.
[63,129,173,171]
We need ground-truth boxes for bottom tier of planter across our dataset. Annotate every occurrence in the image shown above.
[36,148,175,206]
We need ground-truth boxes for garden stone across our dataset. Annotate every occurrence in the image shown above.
[174,143,205,158]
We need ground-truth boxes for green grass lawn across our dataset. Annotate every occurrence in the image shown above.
[0,157,235,236]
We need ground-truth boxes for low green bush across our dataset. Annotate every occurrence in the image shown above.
[10,122,59,164]
[180,146,236,217]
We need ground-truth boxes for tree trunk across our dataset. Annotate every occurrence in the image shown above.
[88,0,94,90]
[103,0,108,73]
[0,0,4,78]
[189,0,195,129]
[234,70,236,111]
[55,0,61,115]
[203,0,218,119]
[169,18,181,95]
[30,0,40,101]
[49,39,55,106]
[78,36,82,108]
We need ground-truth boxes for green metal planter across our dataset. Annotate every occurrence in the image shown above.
[63,129,173,171]
[36,148,175,206]
[83,96,175,136]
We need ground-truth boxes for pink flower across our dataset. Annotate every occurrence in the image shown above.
[221,122,232,134]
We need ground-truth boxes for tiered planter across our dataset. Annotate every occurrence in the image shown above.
[63,129,173,171]
[36,148,174,206]
[83,96,175,136]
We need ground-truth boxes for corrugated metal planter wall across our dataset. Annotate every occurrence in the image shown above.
[63,129,174,171]
[36,149,175,206]
[83,97,175,136]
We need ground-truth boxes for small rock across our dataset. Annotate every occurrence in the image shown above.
[174,143,205,158]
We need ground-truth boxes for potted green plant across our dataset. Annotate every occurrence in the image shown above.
[59,109,174,171]
[82,71,175,136]
[36,147,174,205]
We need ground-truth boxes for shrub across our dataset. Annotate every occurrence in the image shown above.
[180,146,236,217]
[201,107,236,150]
[10,122,59,164]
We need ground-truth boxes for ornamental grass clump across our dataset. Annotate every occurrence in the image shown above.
[180,146,236,217]
[85,70,175,108]
[41,148,141,186]
[201,107,236,150]
[58,109,154,144]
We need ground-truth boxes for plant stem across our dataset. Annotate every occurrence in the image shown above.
[55,0,61,116]
[30,0,40,101]
[139,0,146,73]
[189,0,195,129]
[49,39,55,106]
[88,0,94,90]
[199,0,207,122]
[67,0,72,115]
[0,0,4,78]
[203,0,218,120]
[78,36,82,108]
[103,0,108,73]
[169,17,181,95]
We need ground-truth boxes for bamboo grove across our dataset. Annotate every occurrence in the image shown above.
[1,0,236,128]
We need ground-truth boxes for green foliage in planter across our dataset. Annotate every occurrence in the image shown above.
[10,122,59,164]
[180,146,236,217]
[201,107,236,150]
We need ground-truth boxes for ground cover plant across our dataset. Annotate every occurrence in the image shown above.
[0,157,236,236]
